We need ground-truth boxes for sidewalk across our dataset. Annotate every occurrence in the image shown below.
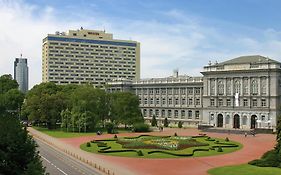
[28,127,134,175]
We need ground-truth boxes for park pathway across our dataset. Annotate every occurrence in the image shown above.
[30,127,276,175]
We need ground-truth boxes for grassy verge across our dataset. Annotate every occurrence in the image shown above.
[81,136,242,158]
[208,164,281,175]
[33,127,97,138]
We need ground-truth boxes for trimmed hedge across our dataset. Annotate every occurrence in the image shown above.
[147,148,210,157]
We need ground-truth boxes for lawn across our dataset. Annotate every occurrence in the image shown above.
[80,135,242,158]
[33,126,132,138]
[208,164,281,175]
[33,127,97,138]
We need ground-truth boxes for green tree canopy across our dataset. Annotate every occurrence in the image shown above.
[0,74,18,94]
[0,116,45,174]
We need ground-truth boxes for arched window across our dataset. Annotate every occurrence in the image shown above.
[234,80,241,94]
[261,78,267,94]
[210,79,215,95]
[252,80,258,95]
[243,78,249,94]
[218,81,224,95]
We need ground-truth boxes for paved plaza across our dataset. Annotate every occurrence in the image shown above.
[58,128,275,175]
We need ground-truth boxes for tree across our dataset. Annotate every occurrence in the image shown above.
[0,74,18,94]
[0,116,45,174]
[151,115,157,126]
[164,118,169,127]
[0,74,24,117]
[110,92,143,127]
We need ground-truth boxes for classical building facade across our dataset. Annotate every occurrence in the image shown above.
[108,55,281,130]
[42,28,140,88]
[201,55,281,130]
[14,57,28,93]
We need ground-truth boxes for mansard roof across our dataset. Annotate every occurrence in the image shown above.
[217,55,280,65]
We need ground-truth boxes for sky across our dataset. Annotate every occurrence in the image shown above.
[1,0,281,88]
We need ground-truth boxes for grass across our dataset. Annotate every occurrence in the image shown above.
[33,127,97,138]
[80,135,242,158]
[208,164,281,175]
[33,126,132,138]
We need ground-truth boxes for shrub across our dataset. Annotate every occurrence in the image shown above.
[105,122,115,134]
[86,142,91,147]
[225,137,229,142]
[215,140,219,144]
[114,134,118,139]
[174,132,178,136]
[178,121,183,128]
[217,146,223,152]
[151,115,157,127]
[249,150,281,167]
[137,150,144,156]
[164,118,169,127]
[133,123,150,132]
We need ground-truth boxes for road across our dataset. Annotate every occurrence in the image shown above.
[35,138,101,175]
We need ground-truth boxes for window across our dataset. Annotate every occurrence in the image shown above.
[243,78,249,95]
[174,88,179,95]
[218,99,223,106]
[218,81,224,95]
[161,110,165,118]
[261,99,266,107]
[261,115,265,121]
[149,109,153,117]
[188,110,192,119]
[243,99,248,107]
[195,111,200,119]
[252,99,257,107]
[143,109,147,117]
[161,89,166,94]
[188,98,193,105]
[144,98,148,104]
[149,89,153,95]
[175,98,179,105]
[155,110,159,117]
[226,99,231,106]
[155,89,160,95]
[168,110,172,118]
[195,88,200,94]
[252,80,258,95]
[180,88,186,94]
[242,116,247,125]
[139,98,142,104]
[210,79,215,95]
[234,80,241,94]
[174,110,178,118]
[181,98,186,105]
[187,88,193,94]
[150,98,153,105]
[168,98,172,105]
[181,110,185,119]
[195,98,200,105]
[156,98,160,105]
[162,98,166,105]
[210,99,215,106]
[168,88,172,95]
[261,77,267,94]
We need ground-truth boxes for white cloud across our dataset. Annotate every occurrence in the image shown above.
[0,0,281,89]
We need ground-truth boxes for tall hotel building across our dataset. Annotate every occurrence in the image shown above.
[42,28,140,87]
[14,57,29,93]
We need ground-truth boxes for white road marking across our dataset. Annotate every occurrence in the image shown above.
[39,154,68,175]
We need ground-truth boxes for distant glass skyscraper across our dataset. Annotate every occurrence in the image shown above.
[14,57,28,93]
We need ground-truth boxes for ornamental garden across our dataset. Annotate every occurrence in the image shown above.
[81,134,241,158]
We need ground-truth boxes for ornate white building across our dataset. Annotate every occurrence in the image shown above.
[108,55,281,130]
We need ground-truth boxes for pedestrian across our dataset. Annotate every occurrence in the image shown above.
[252,130,256,137]
[244,132,247,137]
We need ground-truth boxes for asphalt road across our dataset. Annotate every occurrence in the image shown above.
[35,138,101,175]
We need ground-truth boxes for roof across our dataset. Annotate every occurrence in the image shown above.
[216,55,280,66]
